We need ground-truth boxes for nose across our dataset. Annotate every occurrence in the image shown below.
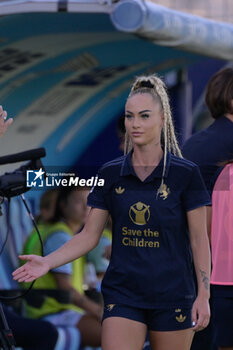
[132,116,140,128]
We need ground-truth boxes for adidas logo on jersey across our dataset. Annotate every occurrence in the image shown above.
[115,186,125,194]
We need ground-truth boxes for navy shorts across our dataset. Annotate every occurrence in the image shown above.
[213,296,233,347]
[103,304,193,331]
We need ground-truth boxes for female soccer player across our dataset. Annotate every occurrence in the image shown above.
[13,74,211,350]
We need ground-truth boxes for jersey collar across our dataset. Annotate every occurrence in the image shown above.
[120,149,171,181]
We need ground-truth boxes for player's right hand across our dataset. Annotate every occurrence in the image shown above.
[12,255,50,282]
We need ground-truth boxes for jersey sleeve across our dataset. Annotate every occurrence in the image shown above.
[44,232,72,274]
[87,166,109,210]
[182,165,211,211]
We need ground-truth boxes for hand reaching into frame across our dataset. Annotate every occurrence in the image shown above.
[12,255,50,283]
[0,105,13,138]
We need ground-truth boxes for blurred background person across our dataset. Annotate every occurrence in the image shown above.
[182,67,233,197]
[210,160,233,350]
[0,108,59,350]
[21,186,102,348]
[36,189,59,223]
[1,304,59,350]
[182,67,233,350]
[86,218,112,292]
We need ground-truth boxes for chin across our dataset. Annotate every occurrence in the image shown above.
[132,141,147,147]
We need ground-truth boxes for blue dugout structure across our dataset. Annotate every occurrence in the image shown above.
[0,0,233,173]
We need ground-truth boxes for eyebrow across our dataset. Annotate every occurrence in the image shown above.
[126,109,152,114]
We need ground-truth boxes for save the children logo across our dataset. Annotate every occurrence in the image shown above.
[129,202,150,225]
[122,203,159,248]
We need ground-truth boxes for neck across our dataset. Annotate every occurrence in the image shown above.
[225,113,233,122]
[132,143,163,167]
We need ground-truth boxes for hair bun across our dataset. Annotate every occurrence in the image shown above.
[139,80,154,89]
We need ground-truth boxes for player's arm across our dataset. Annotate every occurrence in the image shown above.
[187,206,211,332]
[46,208,108,270]
[13,208,109,282]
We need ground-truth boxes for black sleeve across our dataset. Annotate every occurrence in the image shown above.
[182,165,211,211]
[87,166,109,211]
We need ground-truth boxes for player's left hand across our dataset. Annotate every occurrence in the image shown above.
[191,296,210,332]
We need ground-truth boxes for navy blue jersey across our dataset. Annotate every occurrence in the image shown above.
[182,116,233,194]
[87,151,210,309]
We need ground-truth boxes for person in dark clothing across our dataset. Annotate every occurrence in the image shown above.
[2,305,58,350]
[182,67,233,194]
[182,67,233,350]
[0,109,58,349]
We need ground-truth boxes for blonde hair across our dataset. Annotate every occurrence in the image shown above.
[124,74,182,194]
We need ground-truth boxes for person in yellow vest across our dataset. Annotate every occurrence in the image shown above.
[0,108,60,350]
[22,186,102,348]
[86,218,112,286]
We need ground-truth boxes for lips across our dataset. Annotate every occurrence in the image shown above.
[132,132,143,137]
